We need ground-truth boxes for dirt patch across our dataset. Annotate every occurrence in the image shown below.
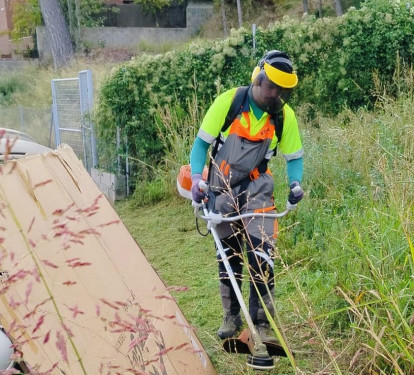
[82,47,136,63]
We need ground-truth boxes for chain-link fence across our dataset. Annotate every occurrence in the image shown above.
[0,106,55,148]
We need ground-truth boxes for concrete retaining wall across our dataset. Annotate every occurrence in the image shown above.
[36,2,213,64]
[0,59,39,71]
[104,2,187,28]
[91,168,127,205]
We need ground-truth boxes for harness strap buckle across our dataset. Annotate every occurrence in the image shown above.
[249,168,260,181]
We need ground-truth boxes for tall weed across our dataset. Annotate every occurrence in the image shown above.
[0,76,24,106]
[287,91,413,373]
[130,93,204,207]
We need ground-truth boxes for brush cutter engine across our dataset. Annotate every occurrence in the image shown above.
[176,164,208,201]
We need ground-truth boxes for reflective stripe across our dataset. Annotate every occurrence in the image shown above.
[253,251,274,269]
[282,147,304,161]
[197,128,216,144]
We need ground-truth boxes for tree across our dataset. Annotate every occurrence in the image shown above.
[10,0,41,41]
[302,0,309,14]
[133,0,183,12]
[39,0,74,69]
[12,0,111,66]
[236,0,242,28]
[221,0,228,37]
[334,0,343,16]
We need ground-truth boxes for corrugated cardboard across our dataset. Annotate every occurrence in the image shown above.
[0,145,217,374]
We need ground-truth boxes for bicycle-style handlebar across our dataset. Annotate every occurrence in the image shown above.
[195,202,294,224]
[194,180,296,224]
[192,180,295,357]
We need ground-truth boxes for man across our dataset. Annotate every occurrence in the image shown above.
[189,50,304,343]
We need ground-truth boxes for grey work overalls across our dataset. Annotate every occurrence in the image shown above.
[209,110,278,324]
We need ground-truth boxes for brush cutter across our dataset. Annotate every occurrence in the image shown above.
[195,196,296,370]
[177,165,298,370]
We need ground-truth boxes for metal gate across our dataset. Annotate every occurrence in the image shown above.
[51,70,97,173]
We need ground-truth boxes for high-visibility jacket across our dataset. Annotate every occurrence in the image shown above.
[197,87,304,162]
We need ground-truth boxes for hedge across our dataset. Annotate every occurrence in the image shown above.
[94,0,414,170]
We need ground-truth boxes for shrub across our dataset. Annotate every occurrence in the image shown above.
[94,0,414,176]
[0,76,24,106]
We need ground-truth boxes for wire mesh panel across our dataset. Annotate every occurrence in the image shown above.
[52,78,83,155]
[51,71,96,173]
[79,70,98,172]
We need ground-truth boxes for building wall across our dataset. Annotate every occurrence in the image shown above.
[0,58,37,71]
[0,0,33,59]
[103,2,187,28]
[0,0,12,57]
[36,2,213,64]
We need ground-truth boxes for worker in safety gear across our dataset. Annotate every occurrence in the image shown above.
[189,50,304,343]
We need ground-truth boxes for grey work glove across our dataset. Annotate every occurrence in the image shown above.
[191,174,206,204]
[288,181,304,205]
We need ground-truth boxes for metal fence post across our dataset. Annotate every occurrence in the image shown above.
[51,80,61,146]
[79,70,98,170]
[252,24,257,52]
[19,105,25,132]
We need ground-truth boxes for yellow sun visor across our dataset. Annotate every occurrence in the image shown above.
[263,62,298,88]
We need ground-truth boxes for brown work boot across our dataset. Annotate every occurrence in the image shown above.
[217,313,243,339]
[256,322,278,344]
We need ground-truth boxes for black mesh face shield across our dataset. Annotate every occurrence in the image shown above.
[251,74,294,114]
[277,85,293,107]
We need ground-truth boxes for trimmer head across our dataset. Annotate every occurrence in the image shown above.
[223,329,290,370]
[222,328,288,357]
[247,354,275,370]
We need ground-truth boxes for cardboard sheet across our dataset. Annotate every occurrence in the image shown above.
[0,145,216,374]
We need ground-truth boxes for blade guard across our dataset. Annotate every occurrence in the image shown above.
[222,328,289,357]
[176,164,208,200]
